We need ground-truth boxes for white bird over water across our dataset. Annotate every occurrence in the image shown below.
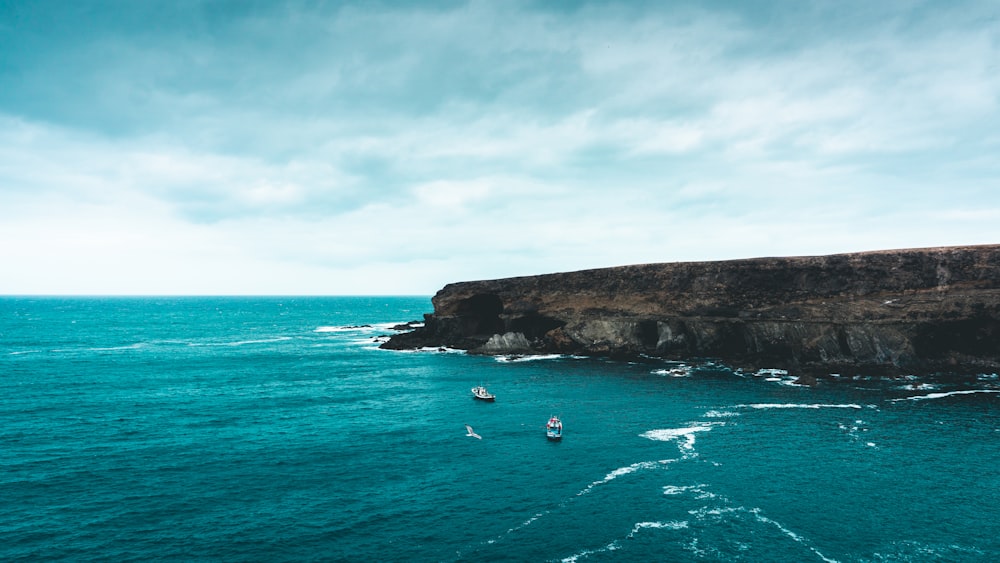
[464,424,482,439]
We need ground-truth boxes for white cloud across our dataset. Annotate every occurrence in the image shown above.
[1,1,999,294]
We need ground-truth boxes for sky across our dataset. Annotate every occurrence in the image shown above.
[1,0,998,295]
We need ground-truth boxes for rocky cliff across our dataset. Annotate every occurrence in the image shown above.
[382,245,1000,377]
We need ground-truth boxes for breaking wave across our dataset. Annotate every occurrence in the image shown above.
[891,389,1000,401]
[735,403,864,409]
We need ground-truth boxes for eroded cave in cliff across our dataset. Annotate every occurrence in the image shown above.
[509,314,565,340]
[914,317,1000,359]
[638,320,659,351]
[454,294,505,337]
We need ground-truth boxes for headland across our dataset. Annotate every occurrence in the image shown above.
[382,245,1000,378]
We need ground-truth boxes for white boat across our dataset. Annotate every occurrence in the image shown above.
[546,416,563,440]
[471,386,495,402]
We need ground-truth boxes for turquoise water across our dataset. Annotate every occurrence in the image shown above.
[2,296,998,562]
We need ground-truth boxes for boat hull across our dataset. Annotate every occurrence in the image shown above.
[471,386,495,401]
[546,417,563,440]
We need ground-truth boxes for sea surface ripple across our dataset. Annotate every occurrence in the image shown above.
[1,296,998,562]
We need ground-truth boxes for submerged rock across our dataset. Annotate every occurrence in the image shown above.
[383,245,1000,377]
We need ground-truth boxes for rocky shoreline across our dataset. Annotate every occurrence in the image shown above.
[382,245,1000,379]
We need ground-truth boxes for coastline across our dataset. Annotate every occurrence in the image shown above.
[383,245,1000,379]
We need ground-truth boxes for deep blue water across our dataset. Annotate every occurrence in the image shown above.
[2,296,998,562]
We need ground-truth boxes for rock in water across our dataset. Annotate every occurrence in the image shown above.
[474,332,533,355]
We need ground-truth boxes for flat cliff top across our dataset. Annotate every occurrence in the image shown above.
[432,245,1000,321]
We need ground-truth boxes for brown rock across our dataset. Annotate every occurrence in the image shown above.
[383,245,1000,376]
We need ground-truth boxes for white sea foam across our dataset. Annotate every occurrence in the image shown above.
[703,410,740,418]
[871,540,987,559]
[488,509,552,547]
[891,389,1000,401]
[502,511,548,537]
[778,378,812,387]
[750,368,811,386]
[751,509,841,563]
[628,521,689,537]
[652,366,691,377]
[897,383,940,391]
[735,403,863,409]
[315,325,376,333]
[386,346,464,354]
[686,504,840,563]
[641,423,722,453]
[839,419,872,444]
[187,337,294,347]
[561,540,621,563]
[688,505,743,518]
[495,354,565,363]
[225,337,293,346]
[314,326,353,333]
[89,343,147,352]
[425,346,465,353]
[519,512,544,528]
[642,425,714,441]
[315,322,405,333]
[663,484,715,499]
[579,460,673,495]
[662,485,693,495]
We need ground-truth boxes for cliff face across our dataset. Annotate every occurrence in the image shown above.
[383,245,1000,376]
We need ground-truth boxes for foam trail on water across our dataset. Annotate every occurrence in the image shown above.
[896,383,940,391]
[381,346,464,354]
[640,423,722,455]
[516,512,545,529]
[314,326,358,333]
[186,337,293,347]
[579,459,674,495]
[495,354,567,363]
[737,403,864,410]
[480,458,675,551]
[704,410,739,418]
[628,521,689,534]
[8,350,42,356]
[684,501,840,563]
[750,509,841,563]
[651,366,691,377]
[560,540,621,563]
[315,322,405,333]
[89,343,147,352]
[224,337,293,346]
[754,368,789,377]
[891,389,1000,401]
[663,484,716,499]
[483,511,549,545]
[561,520,690,562]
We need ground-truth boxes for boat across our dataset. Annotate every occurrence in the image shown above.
[471,386,495,402]
[546,416,563,440]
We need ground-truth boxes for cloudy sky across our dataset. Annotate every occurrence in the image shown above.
[2,0,998,295]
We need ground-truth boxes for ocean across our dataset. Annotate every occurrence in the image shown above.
[2,296,998,562]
